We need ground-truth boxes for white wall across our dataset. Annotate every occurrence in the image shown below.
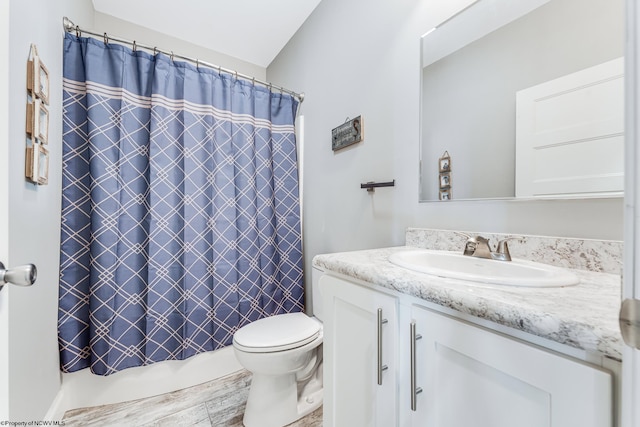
[93,12,266,80]
[6,0,94,421]
[267,0,624,296]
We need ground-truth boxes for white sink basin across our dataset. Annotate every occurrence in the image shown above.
[388,250,579,287]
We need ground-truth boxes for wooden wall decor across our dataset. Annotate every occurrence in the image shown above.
[332,116,363,151]
[25,44,49,185]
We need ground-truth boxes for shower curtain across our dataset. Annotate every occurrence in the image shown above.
[58,33,304,375]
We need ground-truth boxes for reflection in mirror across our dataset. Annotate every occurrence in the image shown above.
[419,0,624,201]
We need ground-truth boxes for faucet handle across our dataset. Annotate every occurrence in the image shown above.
[453,231,475,255]
[453,231,472,240]
[463,235,492,258]
[495,236,524,260]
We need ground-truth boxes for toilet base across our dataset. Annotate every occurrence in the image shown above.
[242,371,323,427]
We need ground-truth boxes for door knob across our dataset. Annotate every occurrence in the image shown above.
[0,262,37,289]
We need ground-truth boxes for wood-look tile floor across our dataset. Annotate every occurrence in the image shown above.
[62,369,323,427]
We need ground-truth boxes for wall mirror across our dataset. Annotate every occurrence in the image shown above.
[419,0,624,201]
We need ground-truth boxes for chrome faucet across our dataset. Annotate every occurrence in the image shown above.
[457,233,523,262]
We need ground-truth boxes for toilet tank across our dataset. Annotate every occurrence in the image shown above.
[311,266,324,321]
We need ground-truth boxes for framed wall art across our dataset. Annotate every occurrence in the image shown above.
[332,116,364,151]
[27,49,50,104]
[26,99,49,144]
[25,44,50,185]
[25,140,49,185]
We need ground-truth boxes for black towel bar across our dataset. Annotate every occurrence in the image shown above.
[360,180,395,193]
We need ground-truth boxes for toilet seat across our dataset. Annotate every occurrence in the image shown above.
[233,312,321,353]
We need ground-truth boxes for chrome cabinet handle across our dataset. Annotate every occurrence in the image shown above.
[410,320,423,411]
[377,308,388,385]
[0,262,37,289]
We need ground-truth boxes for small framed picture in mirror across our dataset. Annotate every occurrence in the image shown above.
[439,189,451,201]
[439,172,451,188]
[438,151,451,172]
[26,99,49,144]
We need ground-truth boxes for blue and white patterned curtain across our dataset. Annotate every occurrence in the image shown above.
[58,33,304,375]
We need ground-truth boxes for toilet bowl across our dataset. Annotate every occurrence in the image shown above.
[233,267,325,427]
[233,312,323,427]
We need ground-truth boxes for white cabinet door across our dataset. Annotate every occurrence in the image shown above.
[321,275,398,427]
[409,305,612,427]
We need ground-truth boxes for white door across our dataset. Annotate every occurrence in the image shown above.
[320,275,398,427]
[622,2,640,425]
[0,0,10,418]
[515,57,624,198]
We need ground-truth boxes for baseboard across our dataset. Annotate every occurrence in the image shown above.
[43,388,66,421]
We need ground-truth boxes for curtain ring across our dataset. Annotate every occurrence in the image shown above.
[217,65,222,75]
[103,32,109,45]
[153,47,158,56]
[75,25,80,38]
[196,58,199,70]
[171,51,174,62]
[132,41,137,52]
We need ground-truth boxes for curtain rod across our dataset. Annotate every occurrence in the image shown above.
[62,17,305,103]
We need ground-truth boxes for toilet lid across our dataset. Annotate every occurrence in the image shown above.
[233,312,321,353]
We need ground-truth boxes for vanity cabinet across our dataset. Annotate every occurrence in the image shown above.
[320,274,399,427]
[405,304,612,427]
[321,274,614,427]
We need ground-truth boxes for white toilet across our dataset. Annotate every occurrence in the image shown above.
[232,267,324,427]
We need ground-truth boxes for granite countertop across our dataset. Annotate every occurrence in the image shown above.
[312,246,623,361]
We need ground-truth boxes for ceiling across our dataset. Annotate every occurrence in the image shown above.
[91,0,322,68]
